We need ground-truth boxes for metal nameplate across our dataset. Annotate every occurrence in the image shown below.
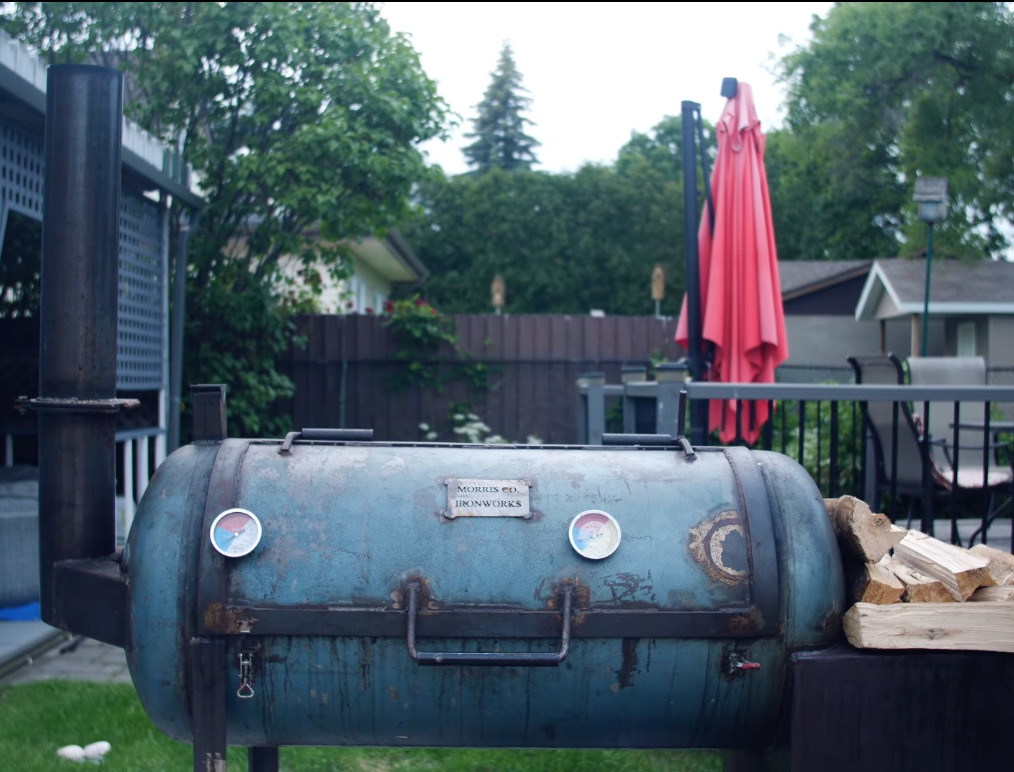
[445,479,530,519]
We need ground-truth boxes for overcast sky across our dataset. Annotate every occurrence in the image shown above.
[380,2,835,175]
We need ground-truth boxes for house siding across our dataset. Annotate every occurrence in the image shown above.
[988,317,1014,366]
[783,316,934,368]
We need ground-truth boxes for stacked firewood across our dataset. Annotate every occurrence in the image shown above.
[824,496,1014,653]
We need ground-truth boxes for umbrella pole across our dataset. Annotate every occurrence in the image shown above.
[681,100,707,445]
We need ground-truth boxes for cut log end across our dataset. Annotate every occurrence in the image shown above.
[894,531,989,602]
[968,544,1014,587]
[881,557,955,604]
[848,562,905,605]
[969,586,1014,602]
[824,496,907,563]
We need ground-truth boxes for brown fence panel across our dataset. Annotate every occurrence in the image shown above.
[288,314,682,444]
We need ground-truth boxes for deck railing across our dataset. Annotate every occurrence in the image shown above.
[577,373,1014,552]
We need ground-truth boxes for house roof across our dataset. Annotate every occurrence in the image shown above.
[347,230,429,284]
[778,260,872,300]
[0,29,203,208]
[855,257,1014,321]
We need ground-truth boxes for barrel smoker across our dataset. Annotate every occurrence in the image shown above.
[26,65,853,772]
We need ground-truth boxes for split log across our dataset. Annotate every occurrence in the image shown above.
[847,562,905,605]
[968,544,1014,587]
[969,586,1014,602]
[824,496,906,563]
[881,557,954,603]
[843,601,1014,653]
[894,531,989,602]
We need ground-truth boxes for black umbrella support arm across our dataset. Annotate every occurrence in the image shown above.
[681,100,707,445]
[24,65,133,647]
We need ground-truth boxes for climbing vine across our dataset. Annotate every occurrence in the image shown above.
[383,296,490,393]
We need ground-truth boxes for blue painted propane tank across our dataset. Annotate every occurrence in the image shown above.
[124,439,843,749]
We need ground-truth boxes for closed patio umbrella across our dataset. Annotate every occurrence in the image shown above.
[676,82,788,445]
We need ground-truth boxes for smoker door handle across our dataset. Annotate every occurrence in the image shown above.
[405,583,573,667]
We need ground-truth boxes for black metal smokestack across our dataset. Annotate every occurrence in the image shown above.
[37,65,124,626]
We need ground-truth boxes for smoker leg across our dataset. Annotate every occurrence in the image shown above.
[191,638,228,772]
[721,750,788,772]
[248,748,279,772]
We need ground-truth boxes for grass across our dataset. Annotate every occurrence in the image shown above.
[0,681,721,772]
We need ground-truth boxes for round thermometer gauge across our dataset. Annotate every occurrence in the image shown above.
[569,510,622,560]
[210,508,263,558]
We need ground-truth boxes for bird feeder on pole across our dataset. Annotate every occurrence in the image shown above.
[652,264,665,317]
[491,275,505,315]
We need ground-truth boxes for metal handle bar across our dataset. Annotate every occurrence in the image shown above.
[279,428,373,453]
[405,582,572,667]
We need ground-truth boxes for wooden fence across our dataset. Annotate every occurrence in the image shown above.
[284,314,683,444]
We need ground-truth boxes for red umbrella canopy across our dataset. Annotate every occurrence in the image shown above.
[676,83,789,445]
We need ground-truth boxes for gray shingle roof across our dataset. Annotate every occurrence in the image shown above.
[778,260,871,297]
[877,258,1014,304]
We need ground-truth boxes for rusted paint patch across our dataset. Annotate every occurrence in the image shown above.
[389,686,399,702]
[203,602,224,632]
[602,571,656,606]
[204,603,258,634]
[614,638,639,689]
[727,608,765,634]
[689,510,748,586]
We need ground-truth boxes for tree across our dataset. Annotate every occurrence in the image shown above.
[2,2,448,436]
[406,116,710,315]
[775,2,1014,261]
[462,43,540,173]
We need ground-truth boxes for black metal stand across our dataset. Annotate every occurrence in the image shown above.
[190,637,227,772]
[784,646,1014,771]
[721,751,785,772]
[248,747,279,772]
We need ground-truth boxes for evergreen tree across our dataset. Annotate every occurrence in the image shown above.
[463,43,540,173]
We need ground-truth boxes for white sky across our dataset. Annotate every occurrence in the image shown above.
[381,2,835,175]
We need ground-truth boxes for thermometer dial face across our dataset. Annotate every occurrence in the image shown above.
[569,510,621,560]
[210,508,263,558]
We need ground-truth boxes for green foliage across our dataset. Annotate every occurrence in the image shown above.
[0,213,42,319]
[0,680,720,772]
[773,2,1014,261]
[2,2,448,436]
[406,116,713,315]
[383,295,491,393]
[463,42,540,173]
[769,396,862,497]
[383,295,458,389]
[181,264,304,442]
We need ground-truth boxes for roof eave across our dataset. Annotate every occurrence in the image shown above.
[384,228,429,283]
[782,263,872,302]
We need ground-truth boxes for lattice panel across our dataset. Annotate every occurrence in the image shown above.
[117,194,164,390]
[0,118,165,391]
[0,122,44,221]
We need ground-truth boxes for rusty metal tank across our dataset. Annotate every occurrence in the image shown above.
[124,434,843,750]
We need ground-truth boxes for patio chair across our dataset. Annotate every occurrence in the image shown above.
[847,355,926,515]
[906,356,1012,540]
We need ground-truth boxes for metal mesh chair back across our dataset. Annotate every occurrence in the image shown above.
[847,355,925,490]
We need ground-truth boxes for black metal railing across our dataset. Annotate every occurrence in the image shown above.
[576,376,1014,552]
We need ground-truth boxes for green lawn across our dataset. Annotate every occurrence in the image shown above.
[0,681,720,772]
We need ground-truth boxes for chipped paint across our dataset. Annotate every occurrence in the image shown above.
[615,638,639,689]
[689,511,748,586]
